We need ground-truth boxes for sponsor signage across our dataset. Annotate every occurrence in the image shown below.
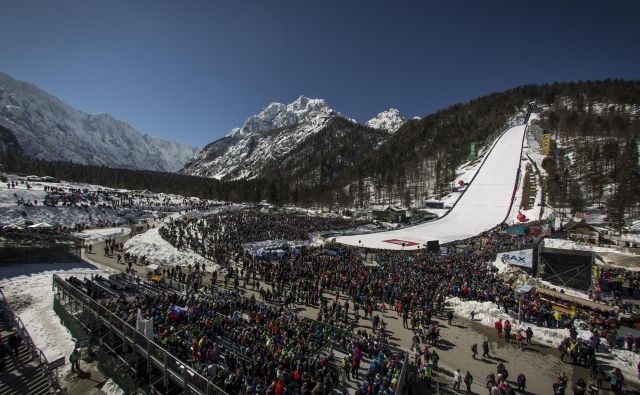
[506,226,525,235]
[500,249,533,268]
[382,239,418,247]
[541,130,553,156]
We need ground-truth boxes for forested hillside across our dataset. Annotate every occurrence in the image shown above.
[2,80,639,220]
[534,82,640,229]
[251,80,640,210]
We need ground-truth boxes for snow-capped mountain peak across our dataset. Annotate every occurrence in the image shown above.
[182,98,411,181]
[183,96,348,179]
[288,95,328,112]
[228,96,335,139]
[365,108,407,133]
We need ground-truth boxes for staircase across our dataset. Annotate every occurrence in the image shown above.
[0,299,52,395]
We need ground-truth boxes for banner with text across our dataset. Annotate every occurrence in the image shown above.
[499,249,533,268]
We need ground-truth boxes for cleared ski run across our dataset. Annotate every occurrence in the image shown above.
[336,123,527,250]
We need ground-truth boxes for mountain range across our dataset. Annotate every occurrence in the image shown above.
[2,71,639,217]
[0,69,412,178]
[0,71,199,172]
[181,96,407,180]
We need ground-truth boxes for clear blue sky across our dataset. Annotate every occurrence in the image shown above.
[1,1,638,147]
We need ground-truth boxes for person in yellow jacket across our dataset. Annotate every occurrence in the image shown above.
[423,365,433,388]
[553,311,562,327]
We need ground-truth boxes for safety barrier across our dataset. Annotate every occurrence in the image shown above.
[502,102,534,226]
[52,274,228,395]
[395,352,410,395]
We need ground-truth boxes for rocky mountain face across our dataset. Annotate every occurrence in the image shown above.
[0,71,199,172]
[181,96,406,180]
[364,108,407,133]
[0,124,23,156]
[260,116,391,187]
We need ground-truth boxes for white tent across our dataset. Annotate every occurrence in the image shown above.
[138,189,155,198]
[146,263,160,274]
[28,222,52,228]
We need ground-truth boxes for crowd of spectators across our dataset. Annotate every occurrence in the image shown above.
[596,267,640,305]
[159,210,366,264]
[4,179,228,231]
[160,211,634,334]
[60,206,640,393]
[0,227,79,246]
[67,273,406,395]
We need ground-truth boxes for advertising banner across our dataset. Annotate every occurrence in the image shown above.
[499,249,533,268]
[541,130,553,156]
[506,226,525,235]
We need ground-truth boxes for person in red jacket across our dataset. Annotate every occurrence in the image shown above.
[275,378,285,395]
[495,319,503,337]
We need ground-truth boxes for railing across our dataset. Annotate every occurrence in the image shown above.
[395,352,410,395]
[53,274,228,395]
[0,287,55,390]
[54,271,349,393]
[502,102,533,226]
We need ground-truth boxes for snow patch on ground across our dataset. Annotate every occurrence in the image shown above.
[0,185,47,208]
[74,227,131,241]
[453,260,640,383]
[544,238,637,256]
[0,262,103,375]
[448,296,640,383]
[100,378,125,395]
[602,348,640,385]
[448,297,588,347]
[535,279,591,300]
[124,227,220,271]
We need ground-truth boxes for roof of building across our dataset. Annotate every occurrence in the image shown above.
[565,219,599,232]
[536,287,617,313]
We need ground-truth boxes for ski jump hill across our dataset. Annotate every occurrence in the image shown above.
[336,112,532,251]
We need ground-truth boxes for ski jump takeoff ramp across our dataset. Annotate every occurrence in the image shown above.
[336,123,527,250]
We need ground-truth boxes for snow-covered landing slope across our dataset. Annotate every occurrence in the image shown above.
[336,124,526,250]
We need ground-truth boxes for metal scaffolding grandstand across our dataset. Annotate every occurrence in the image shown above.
[53,272,410,395]
[53,274,228,395]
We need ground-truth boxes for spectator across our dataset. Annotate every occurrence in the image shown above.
[7,334,21,359]
[453,368,462,391]
[464,370,473,393]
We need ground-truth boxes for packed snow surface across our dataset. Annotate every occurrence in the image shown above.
[101,378,125,395]
[0,262,104,375]
[336,124,526,249]
[74,227,131,241]
[124,227,220,271]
